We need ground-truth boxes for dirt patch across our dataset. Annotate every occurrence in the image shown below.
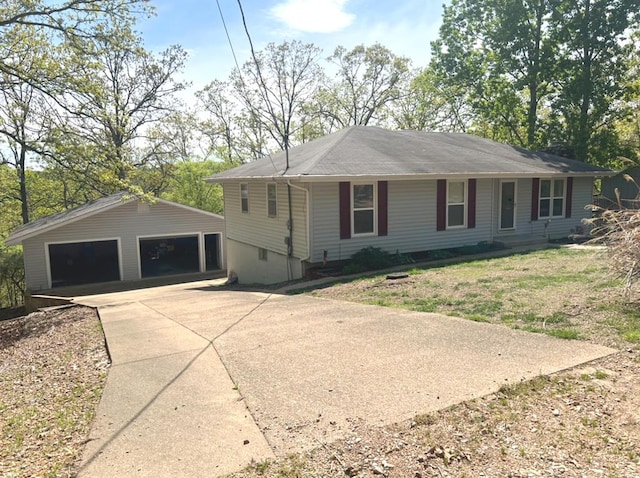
[0,305,109,477]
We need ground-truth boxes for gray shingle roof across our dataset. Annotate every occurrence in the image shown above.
[206,126,613,181]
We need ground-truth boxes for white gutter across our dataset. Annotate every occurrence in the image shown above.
[208,171,614,184]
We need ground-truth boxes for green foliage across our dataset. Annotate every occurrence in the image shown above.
[343,247,415,274]
[344,247,394,274]
[0,245,25,308]
[428,0,640,164]
[454,241,502,255]
[161,160,231,215]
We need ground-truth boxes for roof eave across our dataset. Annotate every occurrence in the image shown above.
[208,170,614,183]
[4,196,135,246]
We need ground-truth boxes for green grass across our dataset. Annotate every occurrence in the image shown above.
[311,248,640,344]
[605,304,640,343]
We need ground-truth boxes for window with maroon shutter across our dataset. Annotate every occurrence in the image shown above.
[437,179,473,230]
[340,181,388,238]
[538,179,567,218]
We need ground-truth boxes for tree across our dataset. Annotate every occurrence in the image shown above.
[549,0,640,164]
[0,0,151,87]
[430,0,556,146]
[161,160,229,214]
[231,40,324,154]
[429,0,640,164]
[321,43,411,128]
[196,80,245,163]
[46,24,187,194]
[391,67,471,132]
[0,26,56,224]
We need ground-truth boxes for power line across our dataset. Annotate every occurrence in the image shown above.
[214,0,241,76]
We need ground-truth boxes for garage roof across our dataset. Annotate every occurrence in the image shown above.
[5,192,223,246]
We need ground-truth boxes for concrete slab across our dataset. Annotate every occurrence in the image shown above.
[77,284,274,478]
[210,294,616,454]
[75,281,615,476]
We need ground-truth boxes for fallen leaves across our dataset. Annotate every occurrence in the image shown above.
[0,306,109,477]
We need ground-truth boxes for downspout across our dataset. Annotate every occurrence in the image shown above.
[284,138,294,281]
[287,180,310,261]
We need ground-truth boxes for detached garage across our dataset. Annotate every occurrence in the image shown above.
[5,192,225,292]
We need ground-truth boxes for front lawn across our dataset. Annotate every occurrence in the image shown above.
[309,246,640,349]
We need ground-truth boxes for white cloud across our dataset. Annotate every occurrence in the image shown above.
[270,0,355,33]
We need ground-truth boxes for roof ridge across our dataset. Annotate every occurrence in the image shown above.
[401,131,605,172]
[291,126,359,176]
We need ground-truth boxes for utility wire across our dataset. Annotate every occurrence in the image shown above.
[236,0,290,170]
[215,0,242,78]
[234,0,295,280]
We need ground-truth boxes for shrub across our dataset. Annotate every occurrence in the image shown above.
[343,246,393,274]
[0,245,25,308]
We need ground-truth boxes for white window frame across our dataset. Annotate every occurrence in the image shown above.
[447,179,467,229]
[539,179,565,219]
[240,183,249,213]
[351,182,377,236]
[267,183,277,218]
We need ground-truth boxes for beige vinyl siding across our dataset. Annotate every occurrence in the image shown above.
[22,200,225,291]
[495,177,595,241]
[223,180,308,259]
[226,238,302,284]
[309,179,493,263]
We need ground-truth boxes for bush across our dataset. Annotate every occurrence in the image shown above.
[343,246,392,274]
[343,246,415,275]
[0,245,25,308]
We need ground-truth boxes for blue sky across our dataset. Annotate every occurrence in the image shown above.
[137,0,448,93]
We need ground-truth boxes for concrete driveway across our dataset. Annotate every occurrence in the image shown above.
[76,280,615,477]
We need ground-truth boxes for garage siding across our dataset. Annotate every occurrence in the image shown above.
[22,200,225,291]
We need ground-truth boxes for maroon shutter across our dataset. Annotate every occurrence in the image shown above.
[339,182,351,239]
[437,179,447,231]
[531,178,540,221]
[467,179,476,228]
[378,181,388,236]
[565,177,573,218]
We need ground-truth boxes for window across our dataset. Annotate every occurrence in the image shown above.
[447,180,466,228]
[267,183,277,218]
[240,183,249,213]
[258,248,268,261]
[539,179,565,218]
[352,183,376,235]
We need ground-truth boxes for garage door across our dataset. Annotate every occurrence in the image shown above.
[139,236,200,278]
[49,240,120,288]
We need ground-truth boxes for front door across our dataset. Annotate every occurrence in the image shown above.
[500,181,516,230]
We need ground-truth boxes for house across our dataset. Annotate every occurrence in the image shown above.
[206,126,613,285]
[599,165,640,209]
[5,192,225,292]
